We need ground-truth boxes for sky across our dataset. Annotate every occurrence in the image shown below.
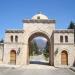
[0,0,75,39]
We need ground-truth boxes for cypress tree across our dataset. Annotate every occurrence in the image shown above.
[43,41,49,58]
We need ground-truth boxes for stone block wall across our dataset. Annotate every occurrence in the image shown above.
[53,29,75,67]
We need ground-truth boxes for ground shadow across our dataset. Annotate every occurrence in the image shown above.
[30,61,49,65]
[73,59,75,67]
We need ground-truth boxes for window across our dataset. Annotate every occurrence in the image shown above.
[11,35,13,42]
[15,35,18,42]
[65,36,68,42]
[60,36,63,43]
[37,16,40,19]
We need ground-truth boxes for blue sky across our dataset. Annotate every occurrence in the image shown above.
[0,0,75,39]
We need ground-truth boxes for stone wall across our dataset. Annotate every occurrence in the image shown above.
[0,43,4,64]
[3,31,25,65]
[23,22,55,65]
[53,29,75,67]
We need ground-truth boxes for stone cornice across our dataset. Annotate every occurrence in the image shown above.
[5,29,24,33]
[54,29,74,33]
[22,19,56,23]
[54,43,74,45]
[4,42,25,45]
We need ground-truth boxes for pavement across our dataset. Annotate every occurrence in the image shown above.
[30,54,48,62]
[0,64,75,75]
[0,55,74,75]
[70,67,75,72]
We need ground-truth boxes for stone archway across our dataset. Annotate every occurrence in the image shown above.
[61,50,68,65]
[27,32,53,65]
[22,12,55,66]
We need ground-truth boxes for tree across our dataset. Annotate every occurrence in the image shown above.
[0,39,4,43]
[29,40,38,56]
[68,21,75,29]
[29,41,34,56]
[33,40,39,55]
[68,21,75,43]
[43,41,49,59]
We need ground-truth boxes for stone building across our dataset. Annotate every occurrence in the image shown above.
[0,12,75,67]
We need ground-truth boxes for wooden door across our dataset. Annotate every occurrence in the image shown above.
[61,51,68,65]
[10,50,16,64]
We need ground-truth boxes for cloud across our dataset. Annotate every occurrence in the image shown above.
[41,38,47,41]
[34,37,47,42]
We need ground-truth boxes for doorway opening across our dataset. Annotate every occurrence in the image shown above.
[28,32,51,65]
[61,50,68,65]
[10,50,16,64]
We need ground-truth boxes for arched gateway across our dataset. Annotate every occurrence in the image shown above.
[3,12,74,67]
[22,12,55,66]
[28,32,51,65]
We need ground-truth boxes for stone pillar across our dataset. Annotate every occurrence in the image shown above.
[21,44,29,65]
[3,44,10,64]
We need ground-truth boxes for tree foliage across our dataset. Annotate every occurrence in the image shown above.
[43,41,49,58]
[68,21,75,29]
[68,21,75,43]
[29,40,38,56]
[33,41,38,55]
[0,39,4,43]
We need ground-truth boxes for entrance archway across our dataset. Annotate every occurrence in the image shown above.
[28,32,52,65]
[61,50,68,65]
[10,50,16,64]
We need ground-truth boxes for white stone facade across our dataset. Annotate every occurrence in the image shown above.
[0,12,75,67]
[53,30,75,67]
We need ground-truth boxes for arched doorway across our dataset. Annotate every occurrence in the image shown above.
[61,50,68,65]
[28,32,52,65]
[10,50,16,64]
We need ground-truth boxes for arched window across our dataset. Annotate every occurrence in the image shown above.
[60,36,63,43]
[15,35,18,42]
[10,35,13,42]
[61,50,68,65]
[10,50,16,64]
[37,16,40,19]
[65,36,68,42]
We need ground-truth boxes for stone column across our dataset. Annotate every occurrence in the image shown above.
[21,44,29,65]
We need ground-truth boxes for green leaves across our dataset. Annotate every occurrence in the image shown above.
[43,41,49,59]
[29,41,38,56]
[68,21,75,29]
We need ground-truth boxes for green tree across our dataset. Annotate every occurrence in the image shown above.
[0,39,4,43]
[29,40,38,56]
[33,41,38,55]
[68,21,75,29]
[29,41,34,56]
[43,41,49,59]
[68,21,75,43]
